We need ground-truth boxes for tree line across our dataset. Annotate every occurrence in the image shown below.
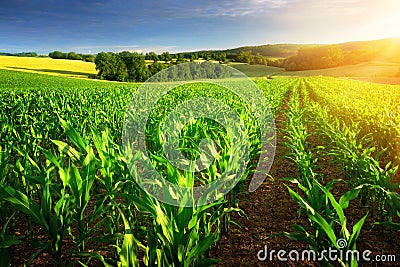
[183,51,269,65]
[145,51,228,63]
[0,52,38,57]
[282,45,344,70]
[48,51,95,62]
[236,51,267,65]
[267,45,383,71]
[94,51,232,82]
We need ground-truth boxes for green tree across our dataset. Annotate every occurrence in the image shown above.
[238,51,254,64]
[160,52,172,62]
[49,51,64,59]
[190,53,198,62]
[145,52,159,62]
[95,52,128,81]
[119,52,149,82]
[82,54,95,62]
[255,53,266,65]
[211,53,217,61]
[66,52,82,60]
[283,45,344,70]
[176,53,186,64]
[217,52,227,63]
[148,62,166,76]
[202,53,211,61]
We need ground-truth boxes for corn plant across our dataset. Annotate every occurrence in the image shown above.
[0,146,20,266]
[282,181,368,267]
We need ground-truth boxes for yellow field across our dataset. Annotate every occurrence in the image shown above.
[0,55,97,78]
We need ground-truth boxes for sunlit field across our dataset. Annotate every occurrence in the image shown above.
[1,67,399,266]
[0,55,97,78]
[2,0,400,265]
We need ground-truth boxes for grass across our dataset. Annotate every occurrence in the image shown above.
[0,55,97,78]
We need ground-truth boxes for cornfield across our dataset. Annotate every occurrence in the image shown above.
[0,69,291,266]
[1,68,399,266]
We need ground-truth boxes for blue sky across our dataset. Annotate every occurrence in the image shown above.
[1,0,399,54]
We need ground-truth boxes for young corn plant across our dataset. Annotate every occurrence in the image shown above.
[282,182,368,267]
[0,146,20,265]
[283,88,326,211]
[0,168,74,265]
[0,117,102,265]
[116,187,232,267]
[116,120,245,266]
[112,90,254,266]
[46,118,99,252]
[0,146,21,267]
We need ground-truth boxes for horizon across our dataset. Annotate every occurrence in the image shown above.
[1,0,400,54]
[2,36,400,56]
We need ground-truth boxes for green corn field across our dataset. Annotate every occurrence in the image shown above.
[0,69,399,266]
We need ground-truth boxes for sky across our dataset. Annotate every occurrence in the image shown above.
[1,0,399,54]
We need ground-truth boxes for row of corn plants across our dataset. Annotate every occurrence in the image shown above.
[304,79,400,234]
[305,76,400,173]
[280,83,368,267]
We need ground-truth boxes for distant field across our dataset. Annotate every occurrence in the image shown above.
[0,55,97,78]
[0,56,285,79]
[1,56,399,85]
[228,63,284,77]
[231,61,400,84]
[279,60,400,80]
[265,56,284,61]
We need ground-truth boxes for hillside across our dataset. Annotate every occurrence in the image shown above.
[190,37,400,62]
[1,37,399,84]
[215,44,311,58]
